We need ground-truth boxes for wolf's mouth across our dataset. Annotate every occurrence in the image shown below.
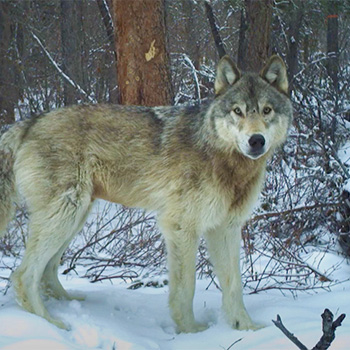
[246,149,266,159]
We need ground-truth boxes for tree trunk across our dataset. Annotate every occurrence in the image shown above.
[325,1,339,143]
[0,1,16,125]
[326,2,339,92]
[96,0,116,60]
[183,0,201,69]
[113,0,172,106]
[239,0,273,72]
[237,9,247,71]
[286,1,304,91]
[61,0,84,106]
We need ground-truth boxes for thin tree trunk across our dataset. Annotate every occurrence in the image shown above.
[61,0,84,106]
[183,0,201,69]
[96,0,116,60]
[286,1,304,91]
[241,0,273,72]
[0,1,17,125]
[326,3,339,92]
[204,1,226,59]
[326,1,339,142]
[113,0,172,106]
[237,9,247,71]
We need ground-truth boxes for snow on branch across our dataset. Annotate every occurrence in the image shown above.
[273,309,346,350]
[31,31,96,103]
[183,54,201,104]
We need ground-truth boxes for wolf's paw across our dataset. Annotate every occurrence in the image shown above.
[234,319,264,331]
[176,321,209,334]
[46,316,70,330]
[229,312,264,331]
[65,292,85,302]
[43,286,85,301]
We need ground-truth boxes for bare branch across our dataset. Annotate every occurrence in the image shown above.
[272,315,308,350]
[273,310,346,350]
[204,0,226,58]
[31,31,95,103]
[248,202,341,223]
[183,54,201,104]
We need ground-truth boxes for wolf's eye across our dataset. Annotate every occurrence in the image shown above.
[263,107,272,115]
[233,107,243,116]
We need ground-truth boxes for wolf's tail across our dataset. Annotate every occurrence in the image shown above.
[0,122,26,237]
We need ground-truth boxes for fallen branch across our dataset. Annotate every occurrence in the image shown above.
[272,314,308,350]
[312,309,346,350]
[273,309,346,350]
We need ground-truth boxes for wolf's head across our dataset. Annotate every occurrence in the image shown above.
[210,55,293,159]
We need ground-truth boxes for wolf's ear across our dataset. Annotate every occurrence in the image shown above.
[260,55,289,94]
[215,56,241,95]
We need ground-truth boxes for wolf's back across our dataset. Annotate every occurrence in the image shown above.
[0,121,28,236]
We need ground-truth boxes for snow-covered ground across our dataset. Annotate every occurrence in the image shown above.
[0,259,349,350]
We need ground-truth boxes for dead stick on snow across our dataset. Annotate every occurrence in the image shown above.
[312,309,346,350]
[273,309,346,350]
[272,315,308,350]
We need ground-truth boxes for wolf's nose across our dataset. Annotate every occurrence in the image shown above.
[248,134,265,151]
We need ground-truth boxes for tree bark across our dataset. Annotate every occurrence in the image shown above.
[237,9,247,71]
[182,0,201,69]
[239,0,273,72]
[61,0,84,106]
[326,2,339,92]
[113,0,172,106]
[0,1,17,125]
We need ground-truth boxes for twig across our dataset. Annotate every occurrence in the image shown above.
[226,338,243,349]
[272,315,308,350]
[249,202,341,223]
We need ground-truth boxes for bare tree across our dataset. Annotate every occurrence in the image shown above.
[113,0,172,106]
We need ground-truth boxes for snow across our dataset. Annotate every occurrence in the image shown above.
[1,256,349,350]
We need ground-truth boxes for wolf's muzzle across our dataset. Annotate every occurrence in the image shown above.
[248,134,266,158]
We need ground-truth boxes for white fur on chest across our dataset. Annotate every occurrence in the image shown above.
[197,176,263,234]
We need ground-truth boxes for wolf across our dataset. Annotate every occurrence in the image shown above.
[0,55,292,333]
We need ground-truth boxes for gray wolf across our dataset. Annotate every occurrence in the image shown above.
[0,55,292,332]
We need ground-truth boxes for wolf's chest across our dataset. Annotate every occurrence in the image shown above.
[197,172,263,232]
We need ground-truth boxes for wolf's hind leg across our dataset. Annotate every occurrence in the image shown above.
[11,190,91,329]
[41,238,85,301]
[42,203,92,301]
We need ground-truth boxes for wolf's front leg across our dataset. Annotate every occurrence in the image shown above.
[160,217,207,333]
[205,223,261,331]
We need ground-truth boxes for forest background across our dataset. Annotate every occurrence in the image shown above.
[1,0,350,298]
